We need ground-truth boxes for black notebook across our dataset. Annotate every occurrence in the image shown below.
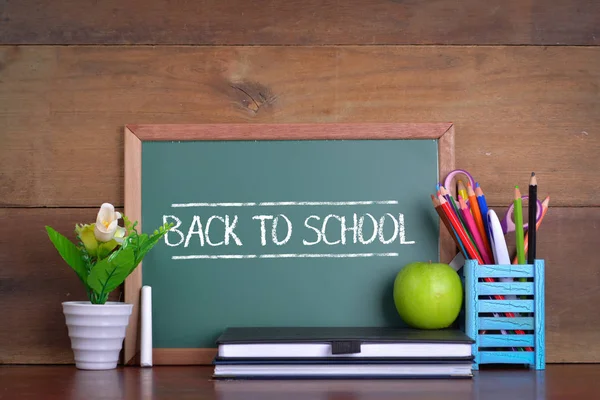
[215,327,474,360]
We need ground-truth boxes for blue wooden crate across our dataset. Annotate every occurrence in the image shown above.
[459,259,545,370]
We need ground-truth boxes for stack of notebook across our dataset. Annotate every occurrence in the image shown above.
[212,326,474,379]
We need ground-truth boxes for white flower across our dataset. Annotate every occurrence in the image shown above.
[94,203,125,242]
[113,225,126,244]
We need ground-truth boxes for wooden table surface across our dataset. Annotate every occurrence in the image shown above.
[1,364,599,399]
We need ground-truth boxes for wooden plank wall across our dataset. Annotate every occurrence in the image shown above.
[0,1,598,364]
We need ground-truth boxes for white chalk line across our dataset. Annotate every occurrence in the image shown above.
[171,200,399,208]
[172,253,399,260]
[260,253,399,258]
[173,255,257,260]
[171,202,258,207]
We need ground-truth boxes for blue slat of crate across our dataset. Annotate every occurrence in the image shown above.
[464,260,478,368]
[478,282,534,295]
[479,351,535,364]
[476,264,534,278]
[479,334,535,347]
[479,317,534,330]
[478,299,534,313]
[534,259,545,370]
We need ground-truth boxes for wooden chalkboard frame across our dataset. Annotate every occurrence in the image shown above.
[123,122,456,366]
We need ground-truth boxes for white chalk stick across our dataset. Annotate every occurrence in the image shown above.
[140,285,152,367]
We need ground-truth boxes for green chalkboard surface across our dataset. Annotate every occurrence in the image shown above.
[123,123,455,365]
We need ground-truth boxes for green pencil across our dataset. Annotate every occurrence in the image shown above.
[514,185,526,264]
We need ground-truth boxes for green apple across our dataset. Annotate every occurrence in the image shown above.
[393,261,463,329]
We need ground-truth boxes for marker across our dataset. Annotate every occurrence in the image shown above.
[487,209,511,266]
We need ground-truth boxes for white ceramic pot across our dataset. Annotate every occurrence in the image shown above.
[62,301,133,370]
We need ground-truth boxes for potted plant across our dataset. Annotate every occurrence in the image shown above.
[46,203,171,370]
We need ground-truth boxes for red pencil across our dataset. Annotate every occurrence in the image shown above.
[438,195,484,264]
[431,194,465,257]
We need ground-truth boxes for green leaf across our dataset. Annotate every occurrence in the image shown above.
[137,233,150,248]
[46,226,88,284]
[87,247,136,297]
[97,239,119,259]
[133,222,172,266]
[134,231,166,268]
[122,215,138,234]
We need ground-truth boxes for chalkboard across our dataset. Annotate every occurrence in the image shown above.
[123,123,455,365]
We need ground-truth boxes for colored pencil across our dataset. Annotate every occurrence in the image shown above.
[431,194,467,258]
[458,195,494,265]
[475,183,491,245]
[439,185,479,256]
[528,172,538,264]
[457,180,468,204]
[467,182,494,262]
[438,195,484,264]
[513,196,549,264]
[439,185,462,224]
[514,186,526,264]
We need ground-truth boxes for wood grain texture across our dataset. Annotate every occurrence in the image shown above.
[540,207,600,363]
[128,122,454,141]
[3,364,600,398]
[5,364,600,399]
[438,124,456,264]
[1,46,598,208]
[153,349,217,366]
[1,206,598,364]
[123,127,142,365]
[0,1,598,45]
[0,208,123,364]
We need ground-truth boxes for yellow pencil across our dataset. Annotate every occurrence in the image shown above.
[457,180,468,202]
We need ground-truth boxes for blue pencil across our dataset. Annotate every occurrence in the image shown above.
[475,183,491,244]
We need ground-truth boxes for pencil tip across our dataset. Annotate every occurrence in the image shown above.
[531,172,535,176]
[475,182,480,187]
